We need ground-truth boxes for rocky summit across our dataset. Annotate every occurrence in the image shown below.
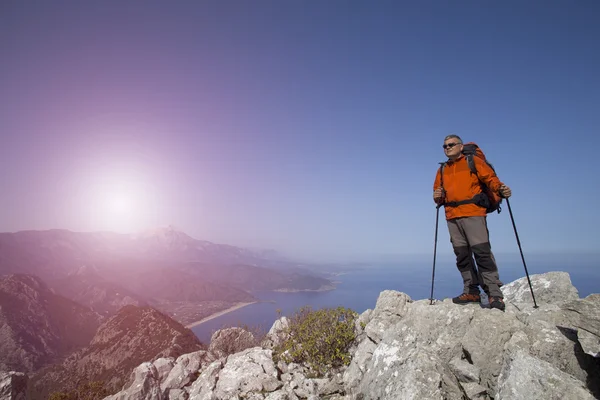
[97,271,600,400]
[2,271,599,400]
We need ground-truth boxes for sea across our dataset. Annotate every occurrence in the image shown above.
[191,253,599,344]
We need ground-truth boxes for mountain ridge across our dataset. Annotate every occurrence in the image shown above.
[0,274,101,373]
[0,228,334,325]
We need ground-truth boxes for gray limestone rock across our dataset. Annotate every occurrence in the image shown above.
[564,294,600,357]
[262,317,290,350]
[186,359,223,400]
[104,362,162,400]
[342,336,376,391]
[461,309,526,393]
[461,382,489,400]
[212,348,281,399]
[208,327,256,359]
[364,290,411,343]
[161,350,215,394]
[167,388,187,400]
[502,271,579,309]
[103,271,600,400]
[449,357,481,383]
[152,357,175,383]
[497,349,595,400]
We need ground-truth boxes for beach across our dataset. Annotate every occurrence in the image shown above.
[185,301,258,329]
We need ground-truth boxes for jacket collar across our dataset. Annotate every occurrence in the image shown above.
[446,154,464,164]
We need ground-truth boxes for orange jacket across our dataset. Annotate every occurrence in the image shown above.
[433,155,504,220]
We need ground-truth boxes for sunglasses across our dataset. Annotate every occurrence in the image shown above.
[443,142,461,149]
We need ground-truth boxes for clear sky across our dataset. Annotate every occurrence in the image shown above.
[1,1,599,261]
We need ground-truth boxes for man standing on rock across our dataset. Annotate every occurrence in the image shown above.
[433,134,512,311]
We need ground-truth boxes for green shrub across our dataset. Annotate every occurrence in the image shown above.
[274,306,357,377]
[48,381,111,400]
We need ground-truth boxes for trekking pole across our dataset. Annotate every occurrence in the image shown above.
[430,204,442,305]
[505,198,538,308]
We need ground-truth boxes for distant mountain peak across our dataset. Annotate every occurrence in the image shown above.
[69,264,101,277]
[132,225,199,252]
[136,224,187,237]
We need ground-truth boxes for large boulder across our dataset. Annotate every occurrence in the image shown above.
[161,350,215,395]
[497,349,595,400]
[212,348,281,398]
[208,327,256,359]
[502,271,579,310]
[103,362,162,400]
[262,317,290,350]
[563,294,600,357]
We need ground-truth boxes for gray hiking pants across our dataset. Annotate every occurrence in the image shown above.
[447,216,503,298]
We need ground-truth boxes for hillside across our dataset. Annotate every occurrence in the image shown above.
[0,274,101,373]
[28,305,204,399]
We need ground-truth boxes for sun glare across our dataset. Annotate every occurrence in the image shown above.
[105,192,134,215]
[81,171,158,234]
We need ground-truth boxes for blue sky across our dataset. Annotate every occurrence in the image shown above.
[0,1,598,261]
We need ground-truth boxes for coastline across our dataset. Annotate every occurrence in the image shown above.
[185,301,258,329]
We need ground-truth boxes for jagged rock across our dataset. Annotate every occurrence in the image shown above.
[497,349,595,399]
[461,382,489,399]
[350,299,473,400]
[449,357,481,383]
[502,271,579,309]
[262,317,289,350]
[353,309,371,343]
[103,272,600,400]
[317,374,344,396]
[578,330,600,358]
[208,327,256,358]
[104,362,162,400]
[161,351,215,394]
[522,315,591,382]
[186,359,223,399]
[461,308,525,393]
[364,290,411,343]
[263,391,287,400]
[212,348,281,398]
[0,372,27,400]
[291,375,315,398]
[342,338,376,391]
[564,294,600,357]
[153,358,175,383]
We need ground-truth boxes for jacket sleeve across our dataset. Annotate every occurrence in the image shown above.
[473,157,503,193]
[433,167,442,204]
[433,168,441,191]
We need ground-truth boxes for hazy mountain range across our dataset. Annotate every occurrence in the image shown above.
[0,227,336,397]
[0,226,334,319]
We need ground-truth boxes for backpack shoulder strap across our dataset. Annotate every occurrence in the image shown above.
[465,154,477,176]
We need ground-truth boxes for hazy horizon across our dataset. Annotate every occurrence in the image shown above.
[2,225,598,266]
[1,1,598,261]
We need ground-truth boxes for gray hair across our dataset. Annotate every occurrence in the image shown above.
[444,134,463,143]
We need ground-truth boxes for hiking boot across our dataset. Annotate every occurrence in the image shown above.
[489,297,505,311]
[452,293,481,304]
